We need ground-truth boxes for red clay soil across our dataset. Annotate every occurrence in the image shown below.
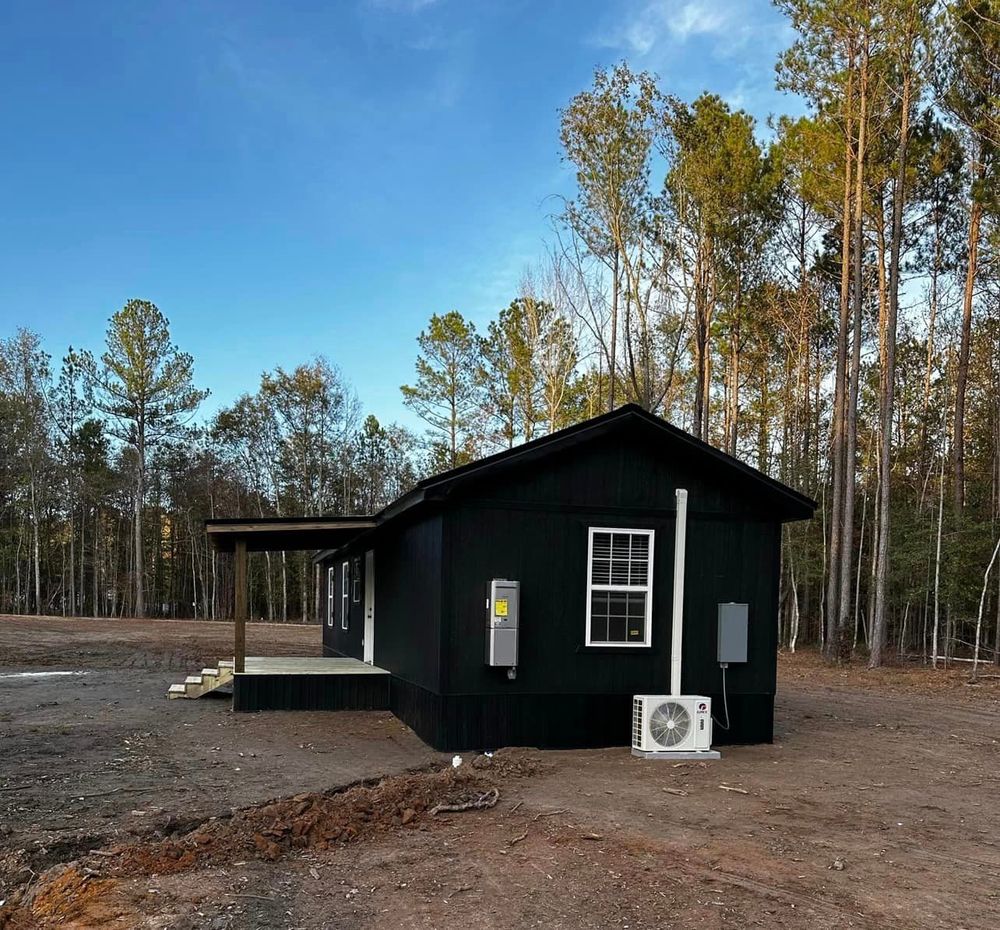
[0,763,511,928]
[22,868,131,926]
[780,646,1000,700]
[109,765,494,874]
[2,619,999,929]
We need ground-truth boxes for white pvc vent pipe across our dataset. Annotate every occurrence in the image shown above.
[670,488,688,696]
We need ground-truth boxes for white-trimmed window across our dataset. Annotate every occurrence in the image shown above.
[586,527,654,646]
[326,566,336,627]
[341,561,349,630]
[352,556,362,603]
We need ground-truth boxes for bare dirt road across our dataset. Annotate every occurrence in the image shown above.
[1,615,998,929]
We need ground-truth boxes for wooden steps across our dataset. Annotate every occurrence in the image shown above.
[167,659,235,699]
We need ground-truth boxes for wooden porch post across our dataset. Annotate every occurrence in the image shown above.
[234,538,247,673]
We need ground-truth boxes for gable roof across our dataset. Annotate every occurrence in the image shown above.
[307,404,816,562]
[381,403,815,520]
[208,405,816,558]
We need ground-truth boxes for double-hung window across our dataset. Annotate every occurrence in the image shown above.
[341,561,350,631]
[586,527,654,646]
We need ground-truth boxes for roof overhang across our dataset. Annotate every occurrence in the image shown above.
[378,405,817,524]
[207,406,816,559]
[206,517,377,553]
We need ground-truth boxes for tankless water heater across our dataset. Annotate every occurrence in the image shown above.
[486,578,519,667]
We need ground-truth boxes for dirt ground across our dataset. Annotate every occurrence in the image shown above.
[1,615,998,929]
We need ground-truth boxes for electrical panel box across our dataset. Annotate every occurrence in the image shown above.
[486,579,519,667]
[717,603,749,664]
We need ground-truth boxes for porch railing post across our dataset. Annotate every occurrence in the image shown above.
[234,538,247,673]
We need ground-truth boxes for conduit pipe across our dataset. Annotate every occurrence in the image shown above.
[670,488,688,696]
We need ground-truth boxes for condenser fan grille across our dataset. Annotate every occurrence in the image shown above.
[648,701,692,748]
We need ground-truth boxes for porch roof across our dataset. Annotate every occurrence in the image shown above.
[205,516,377,553]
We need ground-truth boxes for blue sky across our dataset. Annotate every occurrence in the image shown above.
[0,0,800,429]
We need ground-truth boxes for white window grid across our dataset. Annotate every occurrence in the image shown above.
[341,561,349,631]
[585,527,654,647]
[326,566,336,627]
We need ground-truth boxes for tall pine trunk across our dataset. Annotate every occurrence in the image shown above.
[825,59,855,657]
[871,72,911,668]
[954,159,985,513]
[836,44,868,662]
[134,421,146,619]
[31,471,41,615]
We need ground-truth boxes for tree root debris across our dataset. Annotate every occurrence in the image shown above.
[0,766,506,928]
[430,787,500,816]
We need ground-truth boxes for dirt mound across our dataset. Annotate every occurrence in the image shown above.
[0,767,503,928]
[469,747,545,778]
[30,868,132,926]
[0,908,34,930]
[106,767,492,877]
[0,867,136,930]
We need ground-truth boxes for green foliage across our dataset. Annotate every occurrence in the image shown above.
[935,1,1000,209]
[79,300,208,451]
[560,62,660,263]
[352,415,419,513]
[3,0,1000,656]
[401,311,484,469]
[260,358,359,512]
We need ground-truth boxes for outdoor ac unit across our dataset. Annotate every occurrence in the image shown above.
[632,695,717,757]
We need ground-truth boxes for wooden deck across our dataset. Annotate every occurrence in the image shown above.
[232,655,390,712]
[239,656,389,676]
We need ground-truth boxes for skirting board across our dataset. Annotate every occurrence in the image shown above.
[631,749,722,760]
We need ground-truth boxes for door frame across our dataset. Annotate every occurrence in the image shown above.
[363,549,375,664]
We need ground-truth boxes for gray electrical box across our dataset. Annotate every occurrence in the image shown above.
[718,603,749,664]
[486,579,519,667]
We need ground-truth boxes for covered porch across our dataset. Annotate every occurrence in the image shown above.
[232,655,390,712]
[206,517,386,712]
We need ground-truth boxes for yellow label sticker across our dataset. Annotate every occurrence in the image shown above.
[495,598,508,617]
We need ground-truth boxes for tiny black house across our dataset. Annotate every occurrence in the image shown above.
[309,404,814,751]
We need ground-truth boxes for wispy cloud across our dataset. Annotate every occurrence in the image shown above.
[596,0,731,55]
[591,0,792,61]
[668,1,728,40]
[587,0,797,127]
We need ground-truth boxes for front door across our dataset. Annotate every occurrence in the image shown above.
[363,550,375,664]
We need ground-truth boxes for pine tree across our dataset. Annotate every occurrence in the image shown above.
[79,301,208,618]
[401,311,484,470]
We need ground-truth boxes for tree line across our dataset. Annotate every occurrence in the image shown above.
[0,305,418,624]
[400,0,1000,670]
[1,0,998,669]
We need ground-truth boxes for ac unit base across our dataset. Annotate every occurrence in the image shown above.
[631,748,721,760]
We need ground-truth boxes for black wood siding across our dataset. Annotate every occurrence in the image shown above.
[443,507,778,691]
[315,429,788,750]
[371,514,443,692]
[462,429,791,519]
[324,515,444,690]
[389,677,773,751]
[431,431,783,747]
[233,672,389,712]
[445,504,670,696]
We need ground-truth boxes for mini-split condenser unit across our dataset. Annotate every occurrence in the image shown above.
[632,695,715,755]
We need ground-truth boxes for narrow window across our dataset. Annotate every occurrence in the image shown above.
[326,566,335,627]
[586,528,654,646]
[341,561,349,631]
[352,556,362,603]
